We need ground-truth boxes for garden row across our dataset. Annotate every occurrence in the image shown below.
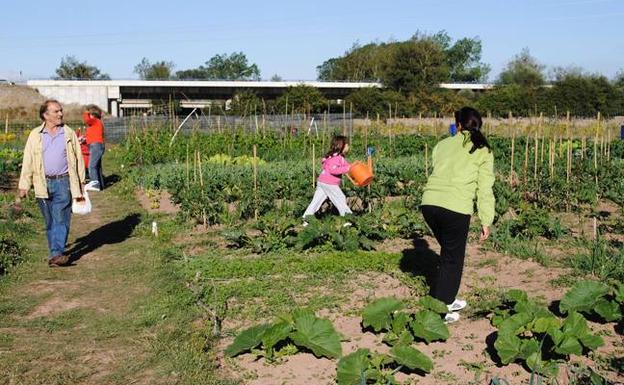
[223,280,623,384]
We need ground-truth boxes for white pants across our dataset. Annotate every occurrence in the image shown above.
[303,182,353,217]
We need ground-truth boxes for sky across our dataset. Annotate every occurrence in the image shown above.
[1,0,622,82]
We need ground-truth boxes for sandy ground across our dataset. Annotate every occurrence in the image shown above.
[217,238,624,385]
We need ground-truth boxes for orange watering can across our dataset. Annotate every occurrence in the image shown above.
[348,156,374,187]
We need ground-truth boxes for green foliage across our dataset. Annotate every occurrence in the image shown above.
[55,55,110,80]
[176,52,260,80]
[289,309,343,359]
[361,297,449,346]
[362,297,404,332]
[506,206,568,240]
[497,48,546,88]
[0,148,23,185]
[559,280,623,322]
[0,236,24,275]
[568,238,624,281]
[224,309,342,361]
[336,347,433,385]
[491,289,605,377]
[276,85,327,114]
[134,57,174,80]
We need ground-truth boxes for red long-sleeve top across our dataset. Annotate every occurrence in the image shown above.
[82,112,104,144]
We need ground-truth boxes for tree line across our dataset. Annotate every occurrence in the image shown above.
[53,31,624,118]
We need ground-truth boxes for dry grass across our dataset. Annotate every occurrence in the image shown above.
[0,84,84,121]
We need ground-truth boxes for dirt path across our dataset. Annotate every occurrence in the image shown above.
[0,187,166,385]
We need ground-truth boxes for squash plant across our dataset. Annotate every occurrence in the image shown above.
[559,280,623,323]
[225,309,342,362]
[336,347,433,385]
[491,289,604,377]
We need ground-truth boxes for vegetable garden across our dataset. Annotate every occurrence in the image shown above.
[2,116,623,384]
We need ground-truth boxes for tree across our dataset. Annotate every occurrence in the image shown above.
[54,55,110,80]
[134,58,175,80]
[276,85,327,114]
[345,87,406,118]
[229,90,262,116]
[270,74,283,81]
[176,52,260,80]
[381,40,448,93]
[614,69,624,90]
[498,48,545,88]
[445,37,490,82]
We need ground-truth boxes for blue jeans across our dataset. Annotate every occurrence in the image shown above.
[37,177,72,259]
[88,142,105,189]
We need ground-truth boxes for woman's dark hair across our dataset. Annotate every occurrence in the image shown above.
[325,135,348,158]
[455,107,491,154]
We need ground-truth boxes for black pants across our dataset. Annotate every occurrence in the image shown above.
[420,205,471,305]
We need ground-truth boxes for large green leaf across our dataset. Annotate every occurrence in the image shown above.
[532,316,560,333]
[526,351,559,377]
[418,296,448,314]
[594,299,622,322]
[262,322,293,359]
[494,332,521,364]
[505,289,529,304]
[362,297,404,332]
[390,311,411,334]
[290,309,342,359]
[518,338,540,360]
[562,312,589,336]
[555,335,583,356]
[224,323,271,357]
[559,281,609,314]
[336,348,370,385]
[578,332,604,350]
[498,312,533,336]
[390,345,434,373]
[410,310,449,343]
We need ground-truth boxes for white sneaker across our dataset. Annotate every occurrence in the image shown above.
[447,299,467,312]
[302,221,309,227]
[342,222,352,227]
[85,183,100,192]
[444,312,460,324]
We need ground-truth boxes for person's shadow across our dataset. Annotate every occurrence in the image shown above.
[67,213,141,263]
[399,237,439,292]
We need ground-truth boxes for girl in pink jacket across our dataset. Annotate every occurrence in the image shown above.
[302,135,353,221]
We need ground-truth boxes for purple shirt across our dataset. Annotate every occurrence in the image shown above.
[42,126,69,176]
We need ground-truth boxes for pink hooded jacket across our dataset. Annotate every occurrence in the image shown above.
[318,153,351,185]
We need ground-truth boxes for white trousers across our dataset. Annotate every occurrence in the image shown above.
[303,182,353,217]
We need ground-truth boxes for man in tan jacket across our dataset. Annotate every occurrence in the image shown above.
[19,100,86,267]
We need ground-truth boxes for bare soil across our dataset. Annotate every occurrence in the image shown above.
[219,237,624,385]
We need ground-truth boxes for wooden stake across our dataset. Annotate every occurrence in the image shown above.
[312,143,316,188]
[534,131,539,181]
[509,129,515,185]
[253,144,258,221]
[425,143,429,178]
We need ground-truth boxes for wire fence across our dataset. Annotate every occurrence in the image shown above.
[103,113,354,143]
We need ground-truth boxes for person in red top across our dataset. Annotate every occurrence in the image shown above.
[83,105,105,191]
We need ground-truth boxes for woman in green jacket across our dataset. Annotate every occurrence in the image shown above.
[420,107,495,323]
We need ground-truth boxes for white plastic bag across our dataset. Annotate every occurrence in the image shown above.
[72,191,92,215]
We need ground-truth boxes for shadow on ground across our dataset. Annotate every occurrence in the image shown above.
[67,213,141,263]
[399,237,439,291]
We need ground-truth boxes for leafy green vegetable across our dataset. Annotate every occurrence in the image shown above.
[224,323,270,357]
[361,297,404,332]
[290,309,342,359]
[410,310,449,343]
[390,345,433,373]
[559,281,609,314]
[336,348,370,385]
